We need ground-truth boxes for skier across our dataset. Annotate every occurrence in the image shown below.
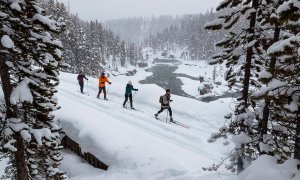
[97,72,111,100]
[123,81,138,109]
[77,71,88,94]
[155,89,174,122]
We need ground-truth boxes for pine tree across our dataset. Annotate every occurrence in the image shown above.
[38,0,142,76]
[251,0,287,160]
[128,43,137,65]
[266,0,300,163]
[120,40,127,67]
[205,0,263,173]
[0,0,66,179]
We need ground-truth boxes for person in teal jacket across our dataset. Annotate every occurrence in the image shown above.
[123,81,138,109]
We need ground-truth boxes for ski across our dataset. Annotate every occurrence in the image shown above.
[96,97,108,100]
[77,90,89,96]
[123,106,144,113]
[155,116,189,129]
[170,121,189,129]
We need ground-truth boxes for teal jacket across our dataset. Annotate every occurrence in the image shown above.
[125,84,138,95]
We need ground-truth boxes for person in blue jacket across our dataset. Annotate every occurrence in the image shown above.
[123,81,138,109]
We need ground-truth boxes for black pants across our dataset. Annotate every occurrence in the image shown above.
[79,81,84,93]
[97,86,106,98]
[123,93,133,107]
[157,106,172,117]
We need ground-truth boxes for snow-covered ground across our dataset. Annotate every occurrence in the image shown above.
[54,65,236,179]
[0,59,298,179]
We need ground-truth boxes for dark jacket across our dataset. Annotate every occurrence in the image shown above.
[77,73,88,82]
[161,94,171,107]
[125,84,138,95]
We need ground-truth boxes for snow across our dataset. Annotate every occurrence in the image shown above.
[0,11,8,18]
[0,158,8,177]
[10,78,33,105]
[268,36,300,54]
[60,150,105,178]
[4,139,17,152]
[31,128,54,146]
[258,70,272,79]
[32,14,58,31]
[54,66,235,179]
[268,78,288,89]
[1,57,296,179]
[178,77,199,96]
[204,19,224,29]
[30,31,63,48]
[287,94,299,112]
[55,48,62,58]
[173,60,229,98]
[239,155,300,180]
[253,86,271,97]
[21,130,32,142]
[1,35,14,49]
[10,0,21,12]
[232,132,251,148]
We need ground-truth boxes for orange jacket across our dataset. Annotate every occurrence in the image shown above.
[98,76,109,87]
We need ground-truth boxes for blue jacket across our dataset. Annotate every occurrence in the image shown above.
[125,84,137,95]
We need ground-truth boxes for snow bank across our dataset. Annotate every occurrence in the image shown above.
[239,155,300,180]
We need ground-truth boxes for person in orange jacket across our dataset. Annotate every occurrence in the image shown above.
[97,72,111,100]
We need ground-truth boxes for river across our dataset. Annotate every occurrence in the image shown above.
[139,59,236,102]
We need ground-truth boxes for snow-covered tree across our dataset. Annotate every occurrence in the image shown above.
[120,40,127,67]
[0,0,66,179]
[205,0,263,173]
[38,0,142,76]
[266,0,300,162]
[250,0,288,161]
[205,0,300,174]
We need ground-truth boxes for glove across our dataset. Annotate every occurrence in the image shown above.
[109,82,112,84]
[136,89,138,91]
[170,100,173,102]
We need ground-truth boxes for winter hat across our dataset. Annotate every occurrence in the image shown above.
[128,81,132,85]
[101,72,105,76]
[166,89,170,92]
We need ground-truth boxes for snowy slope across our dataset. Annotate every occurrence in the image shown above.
[55,68,235,180]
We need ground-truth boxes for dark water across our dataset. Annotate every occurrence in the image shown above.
[140,64,194,98]
[200,92,238,102]
[140,59,235,102]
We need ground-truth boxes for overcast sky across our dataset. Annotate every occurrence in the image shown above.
[57,0,222,21]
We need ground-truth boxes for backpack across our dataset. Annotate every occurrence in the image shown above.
[159,95,163,103]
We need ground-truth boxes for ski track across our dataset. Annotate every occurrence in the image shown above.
[58,78,224,162]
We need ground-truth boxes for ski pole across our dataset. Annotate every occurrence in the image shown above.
[133,91,137,98]
[106,84,110,95]
[166,109,169,123]
[86,79,89,95]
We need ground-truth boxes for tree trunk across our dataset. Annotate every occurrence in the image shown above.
[14,133,29,180]
[260,25,280,136]
[238,0,258,174]
[0,55,29,180]
[242,0,258,107]
[295,110,300,168]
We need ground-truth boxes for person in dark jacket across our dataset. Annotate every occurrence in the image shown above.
[155,89,174,122]
[77,71,88,93]
[123,81,138,109]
